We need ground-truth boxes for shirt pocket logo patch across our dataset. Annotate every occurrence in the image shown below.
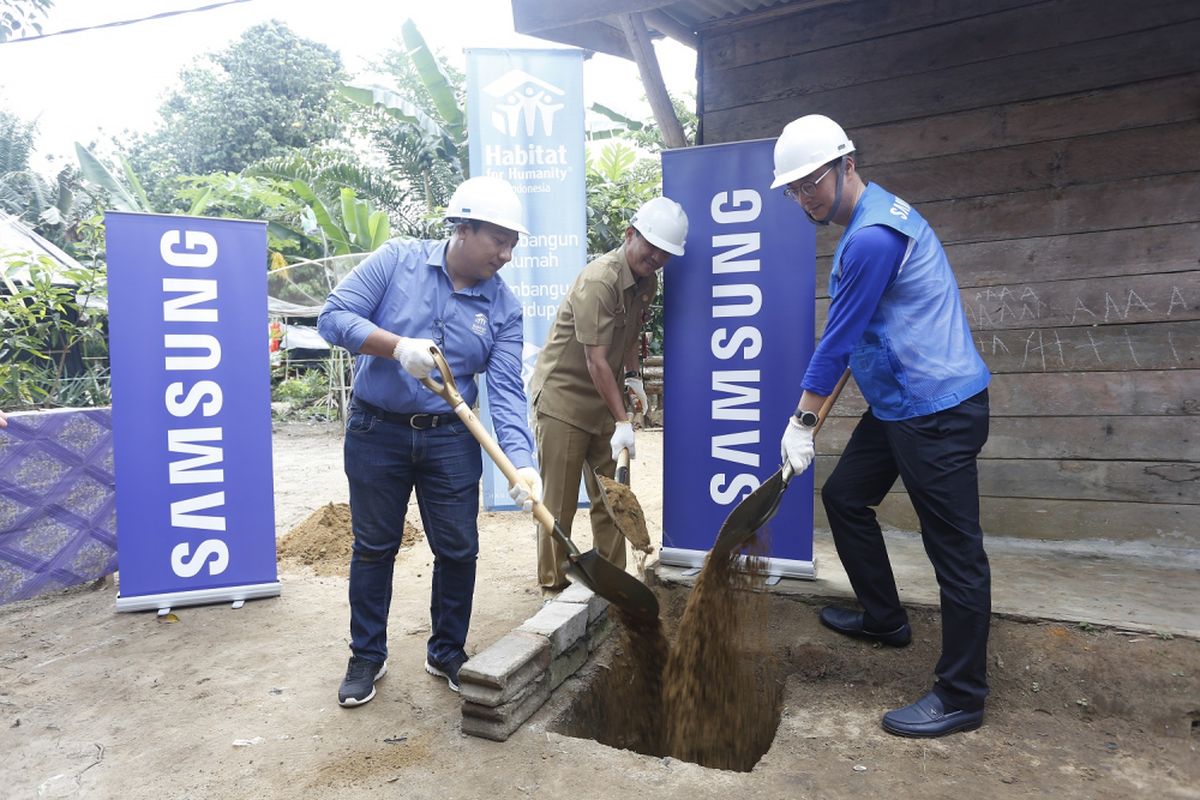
[472,312,489,336]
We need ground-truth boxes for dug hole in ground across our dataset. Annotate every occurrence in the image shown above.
[1,422,1197,799]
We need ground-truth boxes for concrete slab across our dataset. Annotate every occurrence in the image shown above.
[518,600,589,656]
[655,530,1200,638]
[458,630,550,707]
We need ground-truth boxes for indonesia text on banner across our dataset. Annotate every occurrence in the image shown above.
[465,48,587,510]
[105,212,279,611]
[661,139,819,576]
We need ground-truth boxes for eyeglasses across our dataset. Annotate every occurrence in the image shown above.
[783,162,838,201]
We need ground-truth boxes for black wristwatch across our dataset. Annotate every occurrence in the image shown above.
[624,370,640,379]
[794,409,819,428]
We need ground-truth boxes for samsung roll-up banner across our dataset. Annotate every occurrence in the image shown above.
[661,140,818,578]
[105,213,280,611]
[466,48,587,510]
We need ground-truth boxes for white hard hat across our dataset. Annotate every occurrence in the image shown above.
[444,176,528,235]
[630,196,688,256]
[770,115,855,189]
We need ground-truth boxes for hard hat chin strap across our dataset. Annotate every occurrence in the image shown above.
[804,159,847,227]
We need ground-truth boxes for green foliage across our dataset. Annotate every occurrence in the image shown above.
[288,180,391,256]
[400,19,467,149]
[0,0,52,42]
[0,110,75,243]
[130,21,346,201]
[589,94,697,151]
[172,156,403,262]
[247,146,419,230]
[585,141,660,256]
[174,170,315,258]
[75,142,149,213]
[272,368,326,405]
[0,111,40,212]
[0,249,109,409]
[347,19,469,217]
[629,95,699,151]
[270,360,340,421]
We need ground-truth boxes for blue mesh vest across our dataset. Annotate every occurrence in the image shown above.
[830,183,990,420]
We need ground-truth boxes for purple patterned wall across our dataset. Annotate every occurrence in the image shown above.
[0,408,117,604]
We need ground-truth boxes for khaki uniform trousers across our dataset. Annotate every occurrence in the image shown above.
[535,412,626,589]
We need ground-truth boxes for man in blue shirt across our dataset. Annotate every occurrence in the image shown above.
[317,175,543,706]
[772,115,992,738]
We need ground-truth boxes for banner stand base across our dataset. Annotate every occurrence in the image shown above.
[116,581,281,613]
[660,547,817,580]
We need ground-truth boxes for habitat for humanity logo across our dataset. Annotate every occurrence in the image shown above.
[483,70,565,137]
[471,312,489,336]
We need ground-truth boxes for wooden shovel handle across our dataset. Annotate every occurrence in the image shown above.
[812,368,852,436]
[616,447,630,485]
[419,345,556,533]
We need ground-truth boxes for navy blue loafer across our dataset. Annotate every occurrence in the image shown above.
[882,691,984,737]
[819,606,912,647]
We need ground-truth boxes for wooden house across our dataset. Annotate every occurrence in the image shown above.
[512,0,1199,548]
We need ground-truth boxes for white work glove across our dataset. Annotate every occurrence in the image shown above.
[611,421,636,461]
[780,417,816,475]
[392,336,437,379]
[508,466,543,512]
[624,375,648,413]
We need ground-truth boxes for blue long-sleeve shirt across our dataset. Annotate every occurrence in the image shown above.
[317,238,534,469]
[801,224,906,395]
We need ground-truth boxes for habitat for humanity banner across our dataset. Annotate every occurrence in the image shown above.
[466,49,587,510]
[106,213,280,611]
[661,140,818,577]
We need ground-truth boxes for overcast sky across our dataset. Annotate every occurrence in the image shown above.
[0,0,697,170]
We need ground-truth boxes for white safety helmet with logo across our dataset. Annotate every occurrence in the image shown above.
[770,114,855,189]
[630,196,688,256]
[444,175,529,235]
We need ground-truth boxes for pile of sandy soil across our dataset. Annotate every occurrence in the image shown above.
[277,502,424,576]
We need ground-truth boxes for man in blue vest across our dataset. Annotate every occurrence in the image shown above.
[318,175,542,707]
[772,115,992,737]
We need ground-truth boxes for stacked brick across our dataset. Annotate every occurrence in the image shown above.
[459,582,613,741]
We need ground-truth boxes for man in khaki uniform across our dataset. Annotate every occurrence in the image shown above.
[530,197,688,593]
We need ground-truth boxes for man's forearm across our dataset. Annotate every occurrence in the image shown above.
[583,341,628,422]
[359,328,403,358]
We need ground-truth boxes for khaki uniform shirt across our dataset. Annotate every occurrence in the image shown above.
[530,246,657,435]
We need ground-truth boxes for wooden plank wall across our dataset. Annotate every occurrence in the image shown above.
[697,0,1200,545]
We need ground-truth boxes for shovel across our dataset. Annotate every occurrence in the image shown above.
[593,448,653,554]
[419,346,659,622]
[710,369,851,561]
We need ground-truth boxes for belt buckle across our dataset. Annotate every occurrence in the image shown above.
[410,413,436,430]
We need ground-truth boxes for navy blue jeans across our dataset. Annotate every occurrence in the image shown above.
[343,403,482,667]
[822,390,991,712]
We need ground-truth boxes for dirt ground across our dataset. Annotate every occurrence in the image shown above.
[1,421,1197,799]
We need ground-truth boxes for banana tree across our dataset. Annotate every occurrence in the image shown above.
[289,181,390,257]
[74,143,152,213]
[342,18,468,214]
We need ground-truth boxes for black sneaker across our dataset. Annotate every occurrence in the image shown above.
[338,656,387,707]
[424,655,466,693]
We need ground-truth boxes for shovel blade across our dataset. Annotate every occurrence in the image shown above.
[711,467,790,560]
[573,550,659,622]
[552,519,659,622]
